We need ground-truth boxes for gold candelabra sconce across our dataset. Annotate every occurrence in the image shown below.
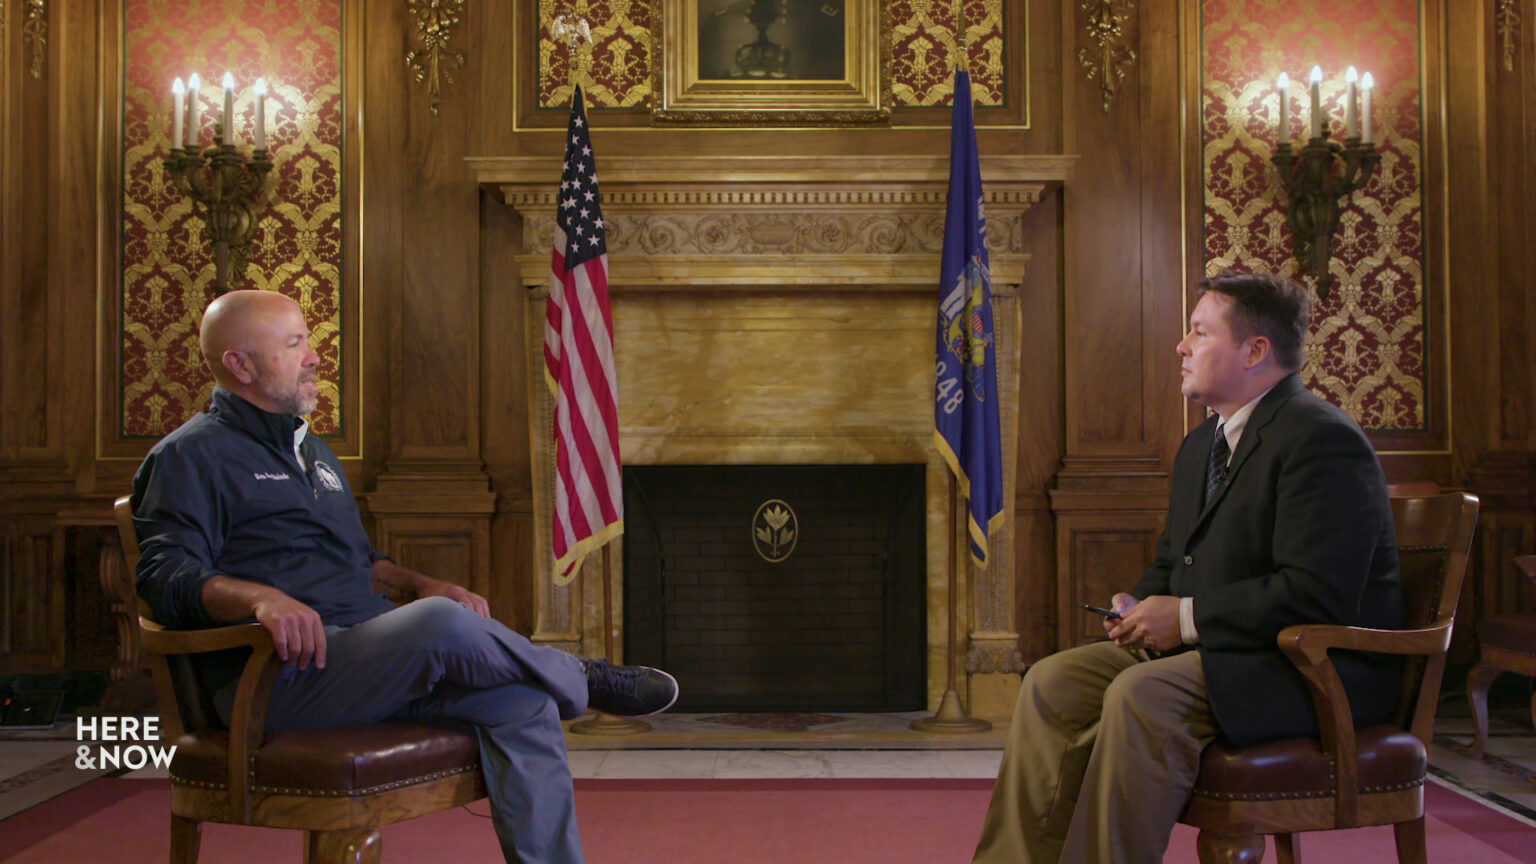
[162,73,274,295]
[1270,65,1379,299]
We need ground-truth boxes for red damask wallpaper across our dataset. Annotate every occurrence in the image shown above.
[1203,0,1424,430]
[536,0,1006,109]
[122,0,344,437]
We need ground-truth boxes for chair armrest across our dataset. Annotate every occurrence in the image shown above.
[1274,620,1452,828]
[1279,621,1452,663]
[138,617,281,824]
[138,619,276,655]
[1515,555,1536,588]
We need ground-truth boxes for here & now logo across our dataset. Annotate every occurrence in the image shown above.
[75,715,176,771]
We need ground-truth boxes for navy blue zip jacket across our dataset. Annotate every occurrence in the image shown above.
[132,387,395,630]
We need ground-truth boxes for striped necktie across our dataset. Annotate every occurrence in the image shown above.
[1206,423,1230,505]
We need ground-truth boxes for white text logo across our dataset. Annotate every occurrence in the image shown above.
[75,716,176,771]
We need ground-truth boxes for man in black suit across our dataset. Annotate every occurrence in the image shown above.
[972,271,1403,864]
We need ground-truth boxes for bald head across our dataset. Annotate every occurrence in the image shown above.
[200,290,321,415]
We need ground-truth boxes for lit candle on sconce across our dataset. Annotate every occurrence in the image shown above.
[221,73,236,144]
[254,78,267,151]
[1276,72,1290,143]
[186,73,202,149]
[1360,72,1374,144]
[163,71,275,295]
[1268,64,1382,299]
[172,78,185,150]
[1308,65,1323,139]
[1344,66,1359,139]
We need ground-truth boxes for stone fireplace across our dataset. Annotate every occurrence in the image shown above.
[471,154,1069,715]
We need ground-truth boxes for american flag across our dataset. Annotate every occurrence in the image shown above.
[545,86,622,579]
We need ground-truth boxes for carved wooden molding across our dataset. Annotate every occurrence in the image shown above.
[967,636,1028,675]
[23,0,45,80]
[405,0,467,116]
[501,188,1046,211]
[1498,0,1522,73]
[1077,0,1136,112]
[517,211,1030,259]
[473,154,1070,270]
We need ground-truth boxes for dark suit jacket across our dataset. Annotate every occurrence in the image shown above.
[1130,373,1404,747]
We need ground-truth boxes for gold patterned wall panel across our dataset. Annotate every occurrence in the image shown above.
[531,0,1007,109]
[121,0,344,437]
[888,0,1004,106]
[1203,0,1424,430]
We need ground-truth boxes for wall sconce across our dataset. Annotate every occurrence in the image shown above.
[163,73,274,295]
[1271,65,1380,299]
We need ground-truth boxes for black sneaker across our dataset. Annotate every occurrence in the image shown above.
[581,659,679,716]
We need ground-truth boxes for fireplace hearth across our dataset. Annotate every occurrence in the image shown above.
[624,465,927,712]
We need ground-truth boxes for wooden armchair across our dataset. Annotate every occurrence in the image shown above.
[1466,554,1536,759]
[111,496,487,864]
[1178,491,1480,864]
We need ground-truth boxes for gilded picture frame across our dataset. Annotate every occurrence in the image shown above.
[651,0,890,126]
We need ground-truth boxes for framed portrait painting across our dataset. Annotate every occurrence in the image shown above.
[652,0,889,125]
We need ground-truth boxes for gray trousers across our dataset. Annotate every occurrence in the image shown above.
[972,641,1215,864]
[257,596,590,864]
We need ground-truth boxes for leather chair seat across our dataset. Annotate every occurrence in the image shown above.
[171,721,481,795]
[1477,613,1536,655]
[1192,726,1426,802]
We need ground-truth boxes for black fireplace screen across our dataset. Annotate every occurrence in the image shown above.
[623,464,927,712]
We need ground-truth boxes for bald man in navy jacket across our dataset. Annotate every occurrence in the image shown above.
[133,289,677,864]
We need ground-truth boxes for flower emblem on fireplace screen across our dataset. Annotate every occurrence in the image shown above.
[752,499,799,563]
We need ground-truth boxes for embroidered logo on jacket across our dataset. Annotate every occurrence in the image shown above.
[253,472,291,481]
[313,461,345,493]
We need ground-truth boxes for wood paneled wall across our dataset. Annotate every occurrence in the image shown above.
[1445,0,1536,655]
[1,0,1532,677]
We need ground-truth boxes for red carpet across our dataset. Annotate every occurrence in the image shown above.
[1,777,1532,863]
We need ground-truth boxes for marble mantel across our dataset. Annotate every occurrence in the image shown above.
[471,154,1070,715]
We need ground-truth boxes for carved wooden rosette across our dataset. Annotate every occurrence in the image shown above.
[406,0,467,116]
[1498,0,1522,73]
[1077,0,1136,113]
[473,154,1069,711]
[23,0,44,80]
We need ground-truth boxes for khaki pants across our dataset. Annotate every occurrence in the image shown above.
[972,641,1215,864]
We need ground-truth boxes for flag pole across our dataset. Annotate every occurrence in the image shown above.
[912,473,991,733]
[913,17,990,734]
[570,544,651,735]
[549,12,646,737]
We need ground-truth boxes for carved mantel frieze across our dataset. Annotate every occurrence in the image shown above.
[471,154,1071,290]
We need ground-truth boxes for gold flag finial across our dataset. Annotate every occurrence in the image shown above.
[953,0,969,71]
[551,12,594,97]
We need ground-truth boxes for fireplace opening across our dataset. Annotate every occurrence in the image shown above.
[623,465,927,712]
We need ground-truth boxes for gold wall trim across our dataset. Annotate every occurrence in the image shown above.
[405,0,466,116]
[1077,0,1136,113]
[23,0,44,80]
[1498,0,1521,72]
[2,0,7,64]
